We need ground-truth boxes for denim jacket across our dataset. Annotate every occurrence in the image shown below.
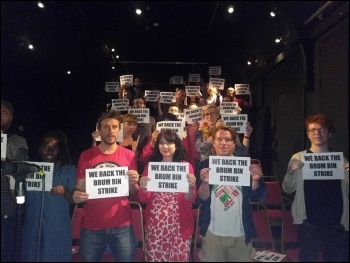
[195,159,266,244]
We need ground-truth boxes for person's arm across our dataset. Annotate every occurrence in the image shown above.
[242,122,253,147]
[91,130,99,147]
[197,167,210,200]
[127,169,140,194]
[246,90,253,107]
[157,96,164,116]
[72,178,88,204]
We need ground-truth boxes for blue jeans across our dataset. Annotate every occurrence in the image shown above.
[80,225,137,262]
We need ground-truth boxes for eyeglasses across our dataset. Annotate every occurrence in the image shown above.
[203,112,217,117]
[307,128,328,134]
[215,137,234,143]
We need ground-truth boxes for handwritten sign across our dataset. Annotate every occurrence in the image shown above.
[302,152,344,180]
[85,167,129,199]
[221,114,248,133]
[147,162,189,192]
[104,82,119,92]
[25,162,54,191]
[128,108,150,123]
[209,156,250,186]
[234,84,250,95]
[1,134,7,160]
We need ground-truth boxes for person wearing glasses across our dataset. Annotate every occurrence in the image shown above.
[196,124,266,261]
[195,104,251,162]
[282,114,349,262]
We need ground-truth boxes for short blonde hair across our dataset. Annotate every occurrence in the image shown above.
[122,113,138,124]
[201,104,220,117]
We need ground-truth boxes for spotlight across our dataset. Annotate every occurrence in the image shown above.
[135,8,142,15]
[227,5,234,14]
[37,2,45,8]
[270,11,276,17]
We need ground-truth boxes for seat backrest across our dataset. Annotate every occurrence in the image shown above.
[130,201,145,250]
[250,202,275,250]
[251,159,261,165]
[263,181,284,207]
[71,205,84,240]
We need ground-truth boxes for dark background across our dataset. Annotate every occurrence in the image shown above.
[1,1,348,177]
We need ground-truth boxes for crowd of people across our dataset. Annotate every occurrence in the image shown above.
[1,74,349,262]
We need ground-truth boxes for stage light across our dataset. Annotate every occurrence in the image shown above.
[135,8,142,15]
[37,2,44,8]
[227,5,234,14]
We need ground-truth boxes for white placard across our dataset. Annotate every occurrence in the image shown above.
[159,92,176,104]
[220,102,239,114]
[209,66,221,76]
[85,167,129,199]
[209,156,250,186]
[189,74,200,83]
[184,107,203,124]
[234,84,250,95]
[221,114,248,133]
[144,90,160,102]
[302,152,344,180]
[25,162,54,191]
[120,75,133,87]
[147,162,189,192]
[110,99,130,112]
[104,82,119,92]
[185,86,200,97]
[209,78,225,90]
[128,108,150,124]
[1,134,7,160]
[156,121,184,140]
[170,76,184,85]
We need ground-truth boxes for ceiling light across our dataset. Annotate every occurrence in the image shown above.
[116,55,119,59]
[28,44,34,49]
[135,8,142,15]
[111,48,115,52]
[247,61,252,65]
[270,11,276,17]
[37,2,45,8]
[275,38,281,43]
[111,66,115,70]
[67,71,71,74]
[227,5,234,14]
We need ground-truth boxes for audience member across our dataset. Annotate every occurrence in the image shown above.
[139,130,197,261]
[72,110,140,262]
[282,114,349,262]
[1,100,28,262]
[19,130,76,262]
[196,124,266,261]
[119,113,140,154]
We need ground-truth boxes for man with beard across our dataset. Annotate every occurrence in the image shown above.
[72,110,140,262]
